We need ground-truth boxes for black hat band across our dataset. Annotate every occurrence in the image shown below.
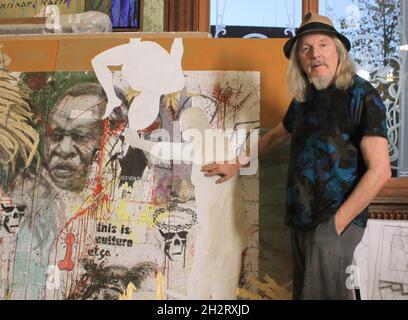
[296,22,338,36]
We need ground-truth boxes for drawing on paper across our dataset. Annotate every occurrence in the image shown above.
[378,225,408,299]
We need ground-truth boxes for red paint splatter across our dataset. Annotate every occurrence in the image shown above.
[211,82,233,106]
[25,73,48,91]
[138,121,161,134]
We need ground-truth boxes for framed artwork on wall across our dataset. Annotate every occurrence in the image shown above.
[111,0,143,31]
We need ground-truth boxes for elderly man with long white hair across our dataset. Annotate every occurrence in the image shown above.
[202,13,391,300]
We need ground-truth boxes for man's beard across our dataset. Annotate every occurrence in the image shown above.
[310,75,333,90]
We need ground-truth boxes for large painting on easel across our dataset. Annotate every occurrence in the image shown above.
[0,37,260,300]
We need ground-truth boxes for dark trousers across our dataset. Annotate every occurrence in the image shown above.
[291,215,365,300]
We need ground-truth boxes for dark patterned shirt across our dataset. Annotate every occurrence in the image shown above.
[282,75,388,229]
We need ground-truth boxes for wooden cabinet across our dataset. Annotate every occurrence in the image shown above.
[164,0,209,32]
[369,178,408,220]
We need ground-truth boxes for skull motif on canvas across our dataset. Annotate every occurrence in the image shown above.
[154,203,197,262]
[0,203,26,234]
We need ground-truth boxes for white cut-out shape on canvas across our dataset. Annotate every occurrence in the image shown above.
[91,38,185,130]
[125,107,250,300]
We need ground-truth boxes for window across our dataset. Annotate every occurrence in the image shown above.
[210,0,302,38]
[321,0,403,176]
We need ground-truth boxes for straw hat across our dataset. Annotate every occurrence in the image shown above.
[283,12,351,59]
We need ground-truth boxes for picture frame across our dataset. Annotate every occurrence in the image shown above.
[111,0,143,32]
